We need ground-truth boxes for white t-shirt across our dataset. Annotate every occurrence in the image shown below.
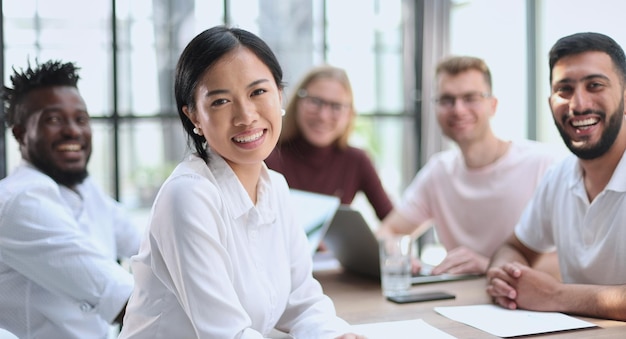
[515,151,626,284]
[0,162,140,339]
[120,149,350,339]
[397,140,561,257]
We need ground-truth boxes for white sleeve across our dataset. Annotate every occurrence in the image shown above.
[0,184,133,323]
[110,198,142,259]
[514,166,557,253]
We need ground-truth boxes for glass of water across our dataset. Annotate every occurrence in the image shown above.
[379,235,412,297]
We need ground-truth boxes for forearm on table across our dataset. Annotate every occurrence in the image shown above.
[489,234,543,268]
[556,284,626,321]
[489,243,530,268]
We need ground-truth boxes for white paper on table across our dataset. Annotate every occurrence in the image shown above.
[351,319,457,339]
[434,304,597,337]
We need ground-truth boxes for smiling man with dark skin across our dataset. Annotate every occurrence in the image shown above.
[0,60,140,338]
[486,32,626,321]
[17,84,91,187]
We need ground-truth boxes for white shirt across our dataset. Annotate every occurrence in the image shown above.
[398,140,561,257]
[515,151,626,284]
[0,162,140,339]
[119,150,351,339]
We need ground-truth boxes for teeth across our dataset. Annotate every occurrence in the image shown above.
[571,117,598,127]
[233,131,263,143]
[58,144,81,151]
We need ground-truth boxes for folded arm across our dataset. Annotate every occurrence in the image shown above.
[486,235,626,321]
[0,186,133,323]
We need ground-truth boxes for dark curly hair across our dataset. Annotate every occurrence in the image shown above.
[2,60,80,128]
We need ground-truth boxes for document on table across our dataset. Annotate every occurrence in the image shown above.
[434,304,597,337]
[351,319,457,339]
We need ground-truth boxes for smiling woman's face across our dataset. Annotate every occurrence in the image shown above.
[185,47,283,172]
[296,77,353,148]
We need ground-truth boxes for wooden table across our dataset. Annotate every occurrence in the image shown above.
[314,268,626,338]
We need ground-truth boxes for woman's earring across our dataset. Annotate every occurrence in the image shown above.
[281,109,286,116]
[193,127,202,135]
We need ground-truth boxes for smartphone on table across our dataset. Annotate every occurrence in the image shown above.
[387,291,455,304]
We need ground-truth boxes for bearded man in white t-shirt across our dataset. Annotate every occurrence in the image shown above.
[486,32,626,321]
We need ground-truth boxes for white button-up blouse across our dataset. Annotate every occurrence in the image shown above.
[120,150,350,339]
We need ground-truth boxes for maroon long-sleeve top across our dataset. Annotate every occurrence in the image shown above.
[265,137,393,220]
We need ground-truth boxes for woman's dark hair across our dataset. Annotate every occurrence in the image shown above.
[549,32,626,85]
[174,25,284,162]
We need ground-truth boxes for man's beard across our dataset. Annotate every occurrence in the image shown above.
[28,145,90,187]
[555,103,623,160]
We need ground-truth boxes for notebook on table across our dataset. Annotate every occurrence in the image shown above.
[289,189,341,256]
[323,205,482,284]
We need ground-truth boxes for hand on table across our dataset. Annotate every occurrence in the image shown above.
[486,261,561,312]
[411,256,422,275]
[430,246,488,275]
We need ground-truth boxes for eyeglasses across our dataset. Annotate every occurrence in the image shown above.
[297,89,351,118]
[434,92,492,109]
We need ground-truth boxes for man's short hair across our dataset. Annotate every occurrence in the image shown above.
[436,56,493,92]
[548,32,626,85]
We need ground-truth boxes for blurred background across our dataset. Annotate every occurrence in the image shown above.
[2,0,626,227]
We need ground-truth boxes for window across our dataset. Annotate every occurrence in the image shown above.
[1,0,410,224]
[448,0,626,152]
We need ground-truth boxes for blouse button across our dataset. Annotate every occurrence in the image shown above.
[79,302,94,312]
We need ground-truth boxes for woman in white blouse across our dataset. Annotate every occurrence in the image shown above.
[119,26,364,339]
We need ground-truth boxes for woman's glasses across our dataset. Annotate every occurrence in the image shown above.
[298,89,351,118]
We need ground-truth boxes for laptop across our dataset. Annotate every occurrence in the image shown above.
[323,205,482,284]
[289,189,341,256]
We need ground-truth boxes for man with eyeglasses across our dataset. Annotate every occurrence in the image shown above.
[378,56,563,276]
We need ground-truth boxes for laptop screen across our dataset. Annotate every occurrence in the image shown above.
[323,206,483,284]
[289,189,340,256]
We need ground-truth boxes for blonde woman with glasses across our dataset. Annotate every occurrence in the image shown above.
[266,65,393,221]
